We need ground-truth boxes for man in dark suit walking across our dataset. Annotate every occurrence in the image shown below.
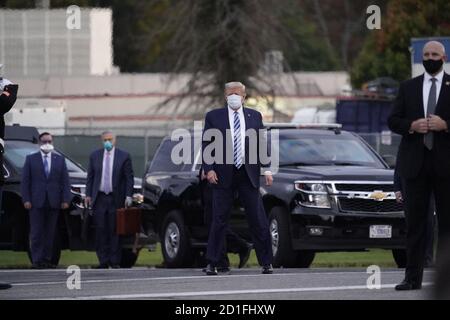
[200,167,252,272]
[21,132,71,269]
[85,131,134,269]
[202,81,273,275]
[388,40,450,290]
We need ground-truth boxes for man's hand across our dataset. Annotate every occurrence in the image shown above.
[410,118,429,133]
[207,170,218,184]
[264,173,273,186]
[427,115,448,132]
[1,91,10,97]
[85,196,92,209]
[395,191,403,204]
[24,202,32,210]
[61,202,69,210]
[125,196,133,208]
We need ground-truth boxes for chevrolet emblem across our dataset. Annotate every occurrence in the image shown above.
[369,191,388,201]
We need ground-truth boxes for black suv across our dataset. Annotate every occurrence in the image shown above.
[0,125,152,267]
[143,123,406,268]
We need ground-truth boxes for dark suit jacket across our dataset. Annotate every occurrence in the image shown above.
[21,152,71,209]
[86,148,134,208]
[388,72,450,179]
[202,106,267,188]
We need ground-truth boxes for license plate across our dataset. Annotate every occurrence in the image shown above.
[369,225,392,238]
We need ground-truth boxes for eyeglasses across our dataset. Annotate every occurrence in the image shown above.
[41,140,52,144]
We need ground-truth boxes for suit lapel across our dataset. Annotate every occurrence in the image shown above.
[35,152,46,179]
[47,153,58,179]
[112,148,119,186]
[417,75,425,118]
[436,73,450,114]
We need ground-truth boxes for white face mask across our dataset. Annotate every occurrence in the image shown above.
[227,94,243,110]
[40,143,54,154]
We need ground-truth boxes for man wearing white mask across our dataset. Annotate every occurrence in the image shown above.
[202,82,274,275]
[21,132,71,269]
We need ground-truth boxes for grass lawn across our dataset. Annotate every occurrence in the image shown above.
[0,245,397,269]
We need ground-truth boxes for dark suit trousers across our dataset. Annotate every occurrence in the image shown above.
[207,167,272,266]
[202,181,249,267]
[94,192,121,265]
[402,148,450,283]
[29,197,59,264]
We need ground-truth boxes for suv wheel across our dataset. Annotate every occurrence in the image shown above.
[269,206,296,267]
[392,249,407,268]
[161,210,193,268]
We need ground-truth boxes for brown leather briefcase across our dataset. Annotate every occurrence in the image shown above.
[116,207,142,235]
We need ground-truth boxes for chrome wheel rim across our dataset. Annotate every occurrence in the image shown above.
[164,222,180,259]
[270,219,279,256]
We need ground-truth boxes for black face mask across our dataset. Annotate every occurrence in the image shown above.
[423,59,444,75]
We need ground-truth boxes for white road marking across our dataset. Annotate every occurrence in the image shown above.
[44,282,434,300]
[8,270,427,287]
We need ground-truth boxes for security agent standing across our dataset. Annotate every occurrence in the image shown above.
[388,41,450,290]
[202,82,273,275]
[0,66,18,289]
[85,131,134,269]
[21,132,71,269]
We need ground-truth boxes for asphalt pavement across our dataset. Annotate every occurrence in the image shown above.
[0,267,435,300]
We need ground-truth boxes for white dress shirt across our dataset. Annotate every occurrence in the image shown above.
[228,105,246,163]
[423,69,444,115]
[99,147,115,193]
[41,151,51,174]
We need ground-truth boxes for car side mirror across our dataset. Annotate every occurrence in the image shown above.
[382,155,396,169]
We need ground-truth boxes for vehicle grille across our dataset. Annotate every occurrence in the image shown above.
[335,184,395,192]
[338,198,403,213]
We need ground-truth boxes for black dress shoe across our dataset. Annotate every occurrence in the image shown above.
[262,264,273,274]
[43,262,57,269]
[94,264,109,269]
[205,264,218,275]
[31,263,45,269]
[395,280,422,291]
[0,283,12,290]
[110,264,121,269]
[238,245,252,269]
[217,266,231,273]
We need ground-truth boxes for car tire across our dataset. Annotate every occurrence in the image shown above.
[269,206,296,268]
[120,248,138,268]
[392,249,407,268]
[160,209,193,268]
[294,250,315,268]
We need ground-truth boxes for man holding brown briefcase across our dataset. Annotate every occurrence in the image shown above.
[85,131,134,269]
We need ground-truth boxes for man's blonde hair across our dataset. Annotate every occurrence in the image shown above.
[224,82,246,92]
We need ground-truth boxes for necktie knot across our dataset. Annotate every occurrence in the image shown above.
[431,78,437,83]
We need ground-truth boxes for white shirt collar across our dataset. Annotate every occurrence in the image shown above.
[424,68,444,83]
[104,147,115,155]
[227,105,245,116]
[40,151,51,157]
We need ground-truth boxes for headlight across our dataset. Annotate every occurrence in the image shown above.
[295,182,331,208]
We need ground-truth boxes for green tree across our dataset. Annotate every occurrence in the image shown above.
[351,0,450,89]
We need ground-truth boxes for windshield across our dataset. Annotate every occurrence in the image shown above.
[4,140,85,173]
[278,135,384,168]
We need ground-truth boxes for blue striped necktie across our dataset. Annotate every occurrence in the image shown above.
[233,111,243,169]
[43,155,49,178]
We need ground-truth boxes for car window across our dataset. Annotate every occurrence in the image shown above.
[148,139,184,173]
[4,140,85,173]
[279,135,384,168]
